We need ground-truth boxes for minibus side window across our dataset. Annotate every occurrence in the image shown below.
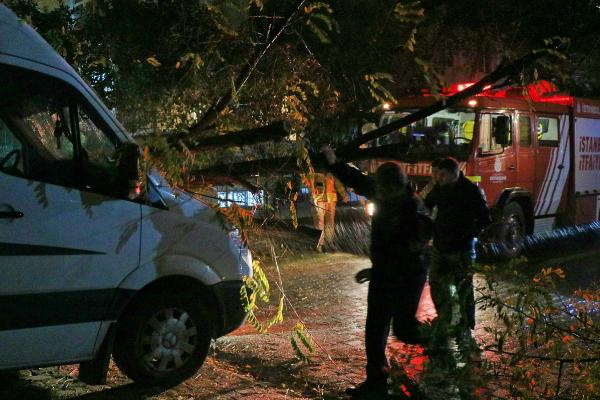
[23,101,74,161]
[0,65,129,198]
[0,119,25,175]
[78,106,118,169]
[76,104,123,197]
[13,97,79,186]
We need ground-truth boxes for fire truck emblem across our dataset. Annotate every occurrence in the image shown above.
[494,158,502,172]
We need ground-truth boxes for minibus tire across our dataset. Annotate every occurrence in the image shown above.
[113,291,211,386]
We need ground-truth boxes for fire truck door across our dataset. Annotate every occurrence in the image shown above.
[515,113,535,193]
[475,113,518,205]
[533,115,570,216]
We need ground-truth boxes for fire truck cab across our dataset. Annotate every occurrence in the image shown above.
[373,82,600,244]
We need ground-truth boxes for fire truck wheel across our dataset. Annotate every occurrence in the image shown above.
[499,202,525,254]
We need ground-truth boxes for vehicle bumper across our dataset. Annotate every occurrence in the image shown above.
[212,280,247,336]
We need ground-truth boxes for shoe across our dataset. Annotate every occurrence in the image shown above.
[345,380,388,399]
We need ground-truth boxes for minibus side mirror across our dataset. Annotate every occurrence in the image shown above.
[493,116,510,147]
[117,142,141,200]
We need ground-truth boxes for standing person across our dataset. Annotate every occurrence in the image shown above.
[419,158,441,212]
[426,157,491,352]
[320,146,430,399]
[312,172,348,251]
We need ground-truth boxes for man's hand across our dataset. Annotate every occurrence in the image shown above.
[320,145,336,165]
[355,268,371,283]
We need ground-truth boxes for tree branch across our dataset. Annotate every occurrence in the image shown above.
[188,0,309,137]
[188,141,465,180]
[171,121,290,150]
[190,156,299,179]
[188,50,560,182]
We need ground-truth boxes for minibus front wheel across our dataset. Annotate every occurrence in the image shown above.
[113,290,212,386]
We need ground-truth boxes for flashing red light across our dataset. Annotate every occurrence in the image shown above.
[446,82,493,95]
[457,82,474,92]
[420,80,571,104]
[526,81,573,105]
[536,95,574,106]
[527,80,557,99]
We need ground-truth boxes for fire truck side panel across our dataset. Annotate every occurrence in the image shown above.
[532,114,571,217]
[572,99,600,223]
[574,195,598,224]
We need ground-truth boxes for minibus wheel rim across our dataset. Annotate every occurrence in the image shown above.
[139,307,199,372]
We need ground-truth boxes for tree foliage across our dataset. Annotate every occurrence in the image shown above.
[416,0,600,96]
[8,0,600,166]
[473,260,600,399]
[5,0,600,388]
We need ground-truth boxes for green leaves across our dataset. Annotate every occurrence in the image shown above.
[239,255,315,363]
[364,72,397,109]
[291,322,314,362]
[303,2,339,44]
[177,52,204,70]
[146,56,161,67]
[414,57,446,95]
[240,259,285,334]
[282,79,320,123]
[205,3,241,37]
[394,1,425,24]
[476,259,600,398]
[394,1,424,52]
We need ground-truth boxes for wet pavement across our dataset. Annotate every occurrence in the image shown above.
[1,251,598,399]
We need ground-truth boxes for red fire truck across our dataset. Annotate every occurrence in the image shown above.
[371,82,600,244]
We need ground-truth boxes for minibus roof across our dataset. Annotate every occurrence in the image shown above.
[0,5,81,80]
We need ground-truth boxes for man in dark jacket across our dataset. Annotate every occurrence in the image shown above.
[425,157,491,351]
[321,146,430,399]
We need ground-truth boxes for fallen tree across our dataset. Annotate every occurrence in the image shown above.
[189,46,564,184]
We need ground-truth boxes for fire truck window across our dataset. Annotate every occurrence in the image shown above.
[377,113,410,146]
[461,120,475,141]
[479,114,511,153]
[518,116,531,147]
[537,117,559,147]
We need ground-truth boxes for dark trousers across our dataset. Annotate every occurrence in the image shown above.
[365,269,427,383]
[428,247,475,340]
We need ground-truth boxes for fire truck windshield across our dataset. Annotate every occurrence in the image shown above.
[377,108,475,160]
